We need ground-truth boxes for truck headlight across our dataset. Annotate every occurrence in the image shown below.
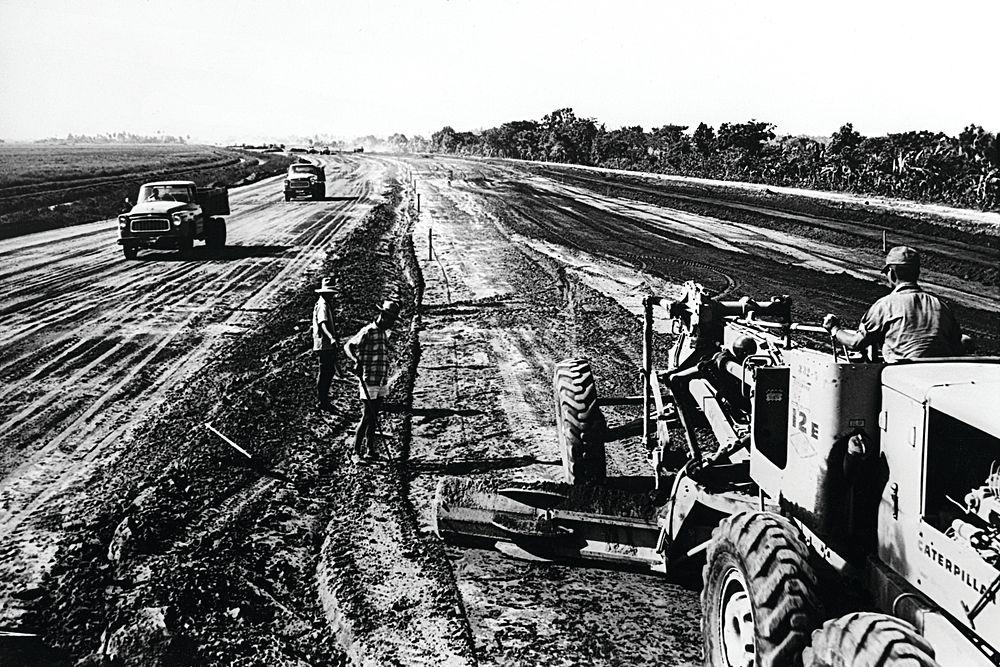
[171,213,183,227]
[118,215,128,227]
[285,179,291,186]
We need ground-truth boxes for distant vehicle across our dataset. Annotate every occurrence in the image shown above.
[320,147,331,155]
[353,147,364,153]
[308,147,318,154]
[284,163,326,201]
[289,147,308,154]
[118,181,228,260]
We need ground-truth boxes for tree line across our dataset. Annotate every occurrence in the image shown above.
[386,109,999,210]
[35,132,190,144]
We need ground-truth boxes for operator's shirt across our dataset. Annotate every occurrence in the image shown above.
[346,322,390,386]
[857,282,962,363]
[312,297,337,351]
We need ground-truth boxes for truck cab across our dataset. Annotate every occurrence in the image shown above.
[283,163,325,201]
[118,180,229,260]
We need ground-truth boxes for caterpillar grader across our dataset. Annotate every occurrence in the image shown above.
[433,282,1000,666]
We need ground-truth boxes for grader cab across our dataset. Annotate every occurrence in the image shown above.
[434,282,1000,666]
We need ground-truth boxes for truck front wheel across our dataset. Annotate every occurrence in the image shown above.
[703,511,822,667]
[803,613,940,667]
[122,245,139,260]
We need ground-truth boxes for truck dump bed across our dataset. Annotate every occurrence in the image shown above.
[196,187,230,216]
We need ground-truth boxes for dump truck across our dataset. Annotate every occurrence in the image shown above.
[118,181,228,260]
[435,281,1000,667]
[284,162,325,201]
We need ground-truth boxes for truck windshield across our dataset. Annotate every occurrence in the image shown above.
[290,165,318,175]
[138,185,192,203]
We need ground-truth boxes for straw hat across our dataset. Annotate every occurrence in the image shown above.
[315,277,336,293]
[378,300,400,317]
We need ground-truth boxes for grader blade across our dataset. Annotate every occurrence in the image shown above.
[432,477,666,569]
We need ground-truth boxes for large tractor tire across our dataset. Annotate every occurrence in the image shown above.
[703,511,822,667]
[802,613,940,667]
[553,358,606,484]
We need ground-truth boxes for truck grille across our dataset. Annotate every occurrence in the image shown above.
[130,218,170,233]
[290,179,311,188]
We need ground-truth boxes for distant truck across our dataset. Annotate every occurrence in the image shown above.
[284,163,326,201]
[118,181,229,260]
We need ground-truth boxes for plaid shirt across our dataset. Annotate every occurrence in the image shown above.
[346,322,390,385]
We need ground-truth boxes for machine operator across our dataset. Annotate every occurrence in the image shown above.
[822,245,963,362]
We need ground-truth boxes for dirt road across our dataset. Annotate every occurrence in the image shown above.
[2,153,996,665]
[0,155,386,628]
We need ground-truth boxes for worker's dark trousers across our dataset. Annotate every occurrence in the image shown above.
[354,398,383,456]
[316,349,338,406]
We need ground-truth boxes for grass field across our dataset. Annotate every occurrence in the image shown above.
[0,144,294,239]
[0,144,227,189]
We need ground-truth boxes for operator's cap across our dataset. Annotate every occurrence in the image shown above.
[882,245,919,272]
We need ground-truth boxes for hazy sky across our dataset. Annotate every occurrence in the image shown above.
[1,0,997,143]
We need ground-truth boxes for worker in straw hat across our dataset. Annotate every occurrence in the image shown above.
[313,277,345,412]
[344,299,400,460]
[822,245,963,362]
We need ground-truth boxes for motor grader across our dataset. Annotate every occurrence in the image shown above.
[433,281,1000,667]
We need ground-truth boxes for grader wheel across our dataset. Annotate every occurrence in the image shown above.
[553,358,606,484]
[803,613,940,667]
[702,511,822,667]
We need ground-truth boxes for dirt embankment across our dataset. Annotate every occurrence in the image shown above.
[16,178,471,666]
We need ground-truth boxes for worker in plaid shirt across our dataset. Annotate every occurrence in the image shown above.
[344,300,400,460]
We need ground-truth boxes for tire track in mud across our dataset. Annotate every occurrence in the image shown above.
[464,173,998,347]
[0,160,384,628]
[0,197,360,477]
[537,166,1000,265]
